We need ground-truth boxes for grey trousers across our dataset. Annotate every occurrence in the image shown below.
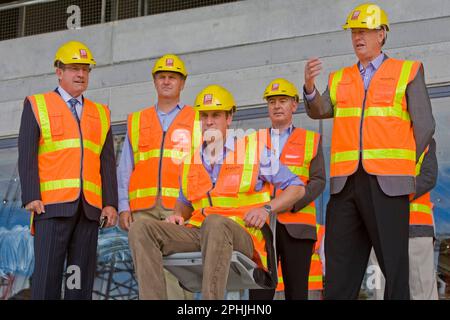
[128,214,254,299]
[367,237,438,300]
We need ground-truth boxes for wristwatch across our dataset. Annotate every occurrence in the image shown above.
[263,204,272,215]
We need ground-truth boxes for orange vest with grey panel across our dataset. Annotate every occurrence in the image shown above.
[410,146,434,227]
[127,106,195,211]
[308,224,325,291]
[275,224,325,292]
[328,58,421,178]
[183,132,272,270]
[262,127,320,227]
[28,91,110,209]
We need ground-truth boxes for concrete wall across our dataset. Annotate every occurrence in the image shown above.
[1,0,450,137]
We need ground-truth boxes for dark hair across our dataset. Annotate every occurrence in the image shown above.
[54,60,64,68]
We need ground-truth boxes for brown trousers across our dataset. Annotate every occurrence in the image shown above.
[129,205,193,300]
[128,214,254,299]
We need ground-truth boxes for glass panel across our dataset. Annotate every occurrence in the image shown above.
[0,147,33,299]
[0,147,29,228]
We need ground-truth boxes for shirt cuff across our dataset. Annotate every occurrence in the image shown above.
[118,200,130,214]
[279,176,304,190]
[304,86,317,101]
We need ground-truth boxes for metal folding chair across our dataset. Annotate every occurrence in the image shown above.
[162,213,278,295]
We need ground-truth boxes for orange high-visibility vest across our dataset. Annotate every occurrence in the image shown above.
[127,106,195,211]
[28,91,110,209]
[182,132,272,270]
[275,224,325,292]
[410,193,433,226]
[308,224,325,291]
[328,58,421,178]
[262,127,320,227]
[410,146,434,226]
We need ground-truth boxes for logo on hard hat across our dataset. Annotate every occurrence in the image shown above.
[79,49,87,59]
[203,94,213,105]
[351,10,361,20]
[271,83,280,91]
[166,58,174,67]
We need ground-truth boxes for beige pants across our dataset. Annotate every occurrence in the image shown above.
[130,205,193,300]
[368,237,438,300]
[128,214,254,299]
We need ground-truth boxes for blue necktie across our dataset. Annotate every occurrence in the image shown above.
[68,98,81,124]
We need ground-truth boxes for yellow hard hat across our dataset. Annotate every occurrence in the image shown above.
[194,85,236,113]
[343,3,390,31]
[152,54,187,77]
[54,41,96,67]
[263,78,299,101]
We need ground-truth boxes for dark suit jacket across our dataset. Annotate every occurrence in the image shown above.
[18,89,118,222]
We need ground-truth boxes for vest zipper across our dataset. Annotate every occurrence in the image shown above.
[207,181,214,207]
[359,60,385,167]
[157,131,166,199]
[75,105,83,196]
[206,191,213,207]
[360,88,367,163]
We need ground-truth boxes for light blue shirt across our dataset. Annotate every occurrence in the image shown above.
[177,133,303,207]
[305,52,386,100]
[117,103,185,213]
[358,52,385,90]
[57,86,83,119]
[270,125,294,160]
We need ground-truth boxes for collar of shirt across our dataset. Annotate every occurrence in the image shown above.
[57,86,83,106]
[155,103,184,115]
[270,124,294,137]
[201,133,235,168]
[270,124,294,157]
[358,52,385,75]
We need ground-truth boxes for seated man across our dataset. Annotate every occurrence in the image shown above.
[128,84,306,299]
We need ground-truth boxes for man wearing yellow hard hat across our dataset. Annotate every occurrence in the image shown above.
[18,41,118,299]
[250,79,325,300]
[128,85,306,299]
[303,3,435,299]
[117,54,196,299]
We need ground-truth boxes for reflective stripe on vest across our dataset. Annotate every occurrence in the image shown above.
[328,59,419,177]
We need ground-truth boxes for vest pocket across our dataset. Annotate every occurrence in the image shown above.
[138,127,151,147]
[86,112,100,130]
[371,83,395,105]
[336,82,353,105]
[50,114,64,136]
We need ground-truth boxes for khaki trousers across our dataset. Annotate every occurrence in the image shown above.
[129,205,193,300]
[128,214,254,299]
[368,237,438,300]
